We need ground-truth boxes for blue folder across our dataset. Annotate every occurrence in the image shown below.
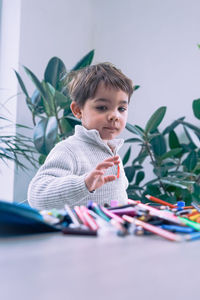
[0,200,60,236]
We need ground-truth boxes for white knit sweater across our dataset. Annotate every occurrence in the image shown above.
[28,125,129,209]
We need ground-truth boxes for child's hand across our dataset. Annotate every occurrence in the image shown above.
[85,156,120,192]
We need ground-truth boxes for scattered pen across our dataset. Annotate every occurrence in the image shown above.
[64,204,81,227]
[100,206,125,224]
[191,200,200,213]
[145,194,176,209]
[80,206,98,231]
[123,215,182,242]
[117,164,120,178]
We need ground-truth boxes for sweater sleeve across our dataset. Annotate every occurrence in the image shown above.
[27,145,92,209]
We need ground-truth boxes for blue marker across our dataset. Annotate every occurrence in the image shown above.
[160,224,195,233]
[185,231,200,241]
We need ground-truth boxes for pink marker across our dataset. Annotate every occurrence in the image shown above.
[123,215,182,242]
[80,206,99,231]
[101,206,124,224]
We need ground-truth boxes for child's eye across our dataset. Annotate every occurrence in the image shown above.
[96,106,107,111]
[118,107,127,112]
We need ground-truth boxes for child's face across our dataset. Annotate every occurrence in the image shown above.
[71,82,129,141]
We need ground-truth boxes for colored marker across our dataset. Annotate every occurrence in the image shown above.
[109,207,138,217]
[117,164,120,178]
[189,213,200,222]
[74,206,86,225]
[184,231,200,241]
[100,206,124,224]
[123,215,182,242]
[90,202,110,222]
[64,204,81,227]
[191,200,200,213]
[160,224,195,233]
[178,217,200,231]
[80,206,98,231]
[128,199,182,225]
[62,227,97,236]
[145,194,176,208]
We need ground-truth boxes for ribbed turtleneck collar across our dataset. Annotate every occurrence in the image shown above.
[74,125,124,154]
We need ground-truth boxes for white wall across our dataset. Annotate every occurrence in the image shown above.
[1,0,200,202]
[0,0,21,201]
[92,0,200,127]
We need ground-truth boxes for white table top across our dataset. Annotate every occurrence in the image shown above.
[1,231,199,300]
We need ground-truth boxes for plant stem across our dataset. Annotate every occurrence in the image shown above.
[144,138,167,194]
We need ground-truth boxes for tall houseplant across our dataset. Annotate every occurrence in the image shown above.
[123,99,200,205]
[15,50,94,164]
[0,102,36,169]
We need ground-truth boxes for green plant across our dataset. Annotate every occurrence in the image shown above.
[0,103,36,169]
[15,50,94,164]
[123,99,200,205]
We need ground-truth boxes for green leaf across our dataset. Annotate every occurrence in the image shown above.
[193,183,200,198]
[124,166,135,182]
[135,171,145,186]
[161,148,182,160]
[44,57,67,90]
[31,89,45,114]
[55,90,71,109]
[179,121,200,139]
[71,50,95,71]
[183,151,198,172]
[145,106,167,134]
[45,116,58,153]
[123,146,131,165]
[124,138,142,143]
[38,154,47,165]
[193,99,200,120]
[144,184,161,196]
[33,117,58,155]
[161,179,188,189]
[14,70,29,98]
[125,122,144,137]
[42,82,56,116]
[162,117,185,135]
[133,85,140,91]
[132,148,148,165]
[60,118,73,134]
[24,66,47,100]
[183,126,200,149]
[169,130,181,149]
[150,133,166,157]
[64,114,81,126]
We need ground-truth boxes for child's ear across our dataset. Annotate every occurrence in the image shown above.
[70,101,82,119]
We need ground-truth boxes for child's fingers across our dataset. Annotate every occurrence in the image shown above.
[104,175,117,183]
[104,156,120,162]
[92,170,104,177]
[96,161,114,170]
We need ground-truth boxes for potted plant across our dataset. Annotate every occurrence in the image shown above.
[0,102,36,169]
[15,50,94,164]
[124,99,200,205]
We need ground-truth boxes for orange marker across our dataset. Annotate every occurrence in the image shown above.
[117,164,120,178]
[145,194,176,208]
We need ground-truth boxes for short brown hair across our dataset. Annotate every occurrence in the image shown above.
[67,62,134,107]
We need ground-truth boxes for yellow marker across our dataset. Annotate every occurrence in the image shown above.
[189,214,200,221]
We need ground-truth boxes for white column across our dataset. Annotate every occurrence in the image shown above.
[0,0,21,201]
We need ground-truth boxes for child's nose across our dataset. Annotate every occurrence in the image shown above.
[108,110,119,121]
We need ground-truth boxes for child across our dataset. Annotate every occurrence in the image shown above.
[28,63,134,209]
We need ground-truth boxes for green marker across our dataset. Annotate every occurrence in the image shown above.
[92,203,110,222]
[178,217,200,231]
